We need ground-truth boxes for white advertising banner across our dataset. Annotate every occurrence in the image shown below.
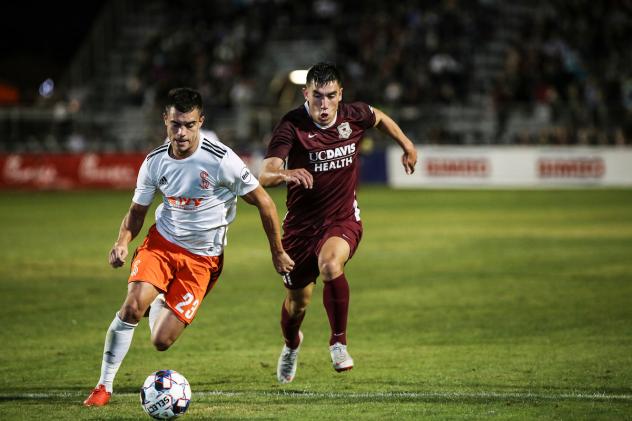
[387,146,632,188]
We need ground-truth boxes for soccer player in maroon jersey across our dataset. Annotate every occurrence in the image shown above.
[259,62,417,383]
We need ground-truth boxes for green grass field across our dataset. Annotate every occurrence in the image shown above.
[1,187,631,420]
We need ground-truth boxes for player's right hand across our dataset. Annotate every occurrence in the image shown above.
[273,251,295,274]
[109,243,129,268]
[283,168,313,189]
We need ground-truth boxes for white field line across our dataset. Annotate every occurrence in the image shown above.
[2,390,632,402]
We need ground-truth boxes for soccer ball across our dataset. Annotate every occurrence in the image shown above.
[140,370,191,419]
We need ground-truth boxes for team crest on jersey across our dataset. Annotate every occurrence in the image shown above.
[337,122,352,139]
[200,170,210,189]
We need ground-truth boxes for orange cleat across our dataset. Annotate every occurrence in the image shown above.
[83,384,111,407]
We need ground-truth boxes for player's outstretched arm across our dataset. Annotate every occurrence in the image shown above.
[241,185,295,274]
[109,202,150,268]
[259,157,313,189]
[373,107,418,175]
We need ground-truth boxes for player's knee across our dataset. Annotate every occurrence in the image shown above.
[289,300,309,315]
[153,341,171,352]
[287,294,311,314]
[119,302,144,324]
[319,261,343,280]
[151,335,174,352]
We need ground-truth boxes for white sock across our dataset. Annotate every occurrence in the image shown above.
[148,294,166,334]
[97,312,137,393]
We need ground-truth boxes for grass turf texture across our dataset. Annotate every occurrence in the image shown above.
[0,187,631,419]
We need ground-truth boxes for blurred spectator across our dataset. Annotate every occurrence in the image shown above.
[1,0,629,150]
[493,0,631,145]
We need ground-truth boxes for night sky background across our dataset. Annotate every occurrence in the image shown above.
[0,2,105,101]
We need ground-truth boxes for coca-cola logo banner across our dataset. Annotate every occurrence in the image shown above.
[0,153,144,189]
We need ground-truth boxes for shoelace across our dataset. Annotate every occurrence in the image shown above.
[331,346,347,363]
[280,349,297,368]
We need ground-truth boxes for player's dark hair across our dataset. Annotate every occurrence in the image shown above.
[165,87,204,115]
[306,62,343,88]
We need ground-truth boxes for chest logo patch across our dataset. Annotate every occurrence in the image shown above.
[200,170,211,189]
[337,122,352,139]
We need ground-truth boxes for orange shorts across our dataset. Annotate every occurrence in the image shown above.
[129,225,223,325]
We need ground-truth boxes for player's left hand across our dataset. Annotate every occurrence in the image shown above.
[402,147,417,175]
[273,251,295,274]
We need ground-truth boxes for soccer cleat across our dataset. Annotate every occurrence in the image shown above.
[329,342,354,372]
[277,331,303,384]
[83,384,111,407]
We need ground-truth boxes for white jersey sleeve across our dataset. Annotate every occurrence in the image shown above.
[218,148,259,196]
[132,157,157,206]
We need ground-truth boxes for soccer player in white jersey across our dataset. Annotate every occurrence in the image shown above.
[84,87,294,406]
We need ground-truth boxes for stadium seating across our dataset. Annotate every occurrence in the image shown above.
[0,0,629,152]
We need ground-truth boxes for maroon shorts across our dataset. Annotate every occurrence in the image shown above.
[280,219,363,289]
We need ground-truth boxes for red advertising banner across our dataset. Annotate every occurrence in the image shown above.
[0,153,145,189]
[388,146,632,187]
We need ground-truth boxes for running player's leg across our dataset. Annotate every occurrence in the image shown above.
[148,293,166,334]
[282,284,314,348]
[86,228,173,406]
[278,236,318,350]
[150,307,187,351]
[318,237,351,346]
[276,238,318,383]
[277,283,313,383]
[151,251,220,350]
[318,219,362,373]
[84,281,159,406]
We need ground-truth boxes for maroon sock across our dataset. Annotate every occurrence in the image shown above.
[323,274,350,346]
[280,301,305,349]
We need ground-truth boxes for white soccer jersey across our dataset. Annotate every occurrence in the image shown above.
[133,134,259,256]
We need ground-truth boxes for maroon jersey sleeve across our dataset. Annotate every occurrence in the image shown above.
[266,117,295,160]
[347,102,376,130]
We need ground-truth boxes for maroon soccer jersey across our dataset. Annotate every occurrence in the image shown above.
[266,101,376,236]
